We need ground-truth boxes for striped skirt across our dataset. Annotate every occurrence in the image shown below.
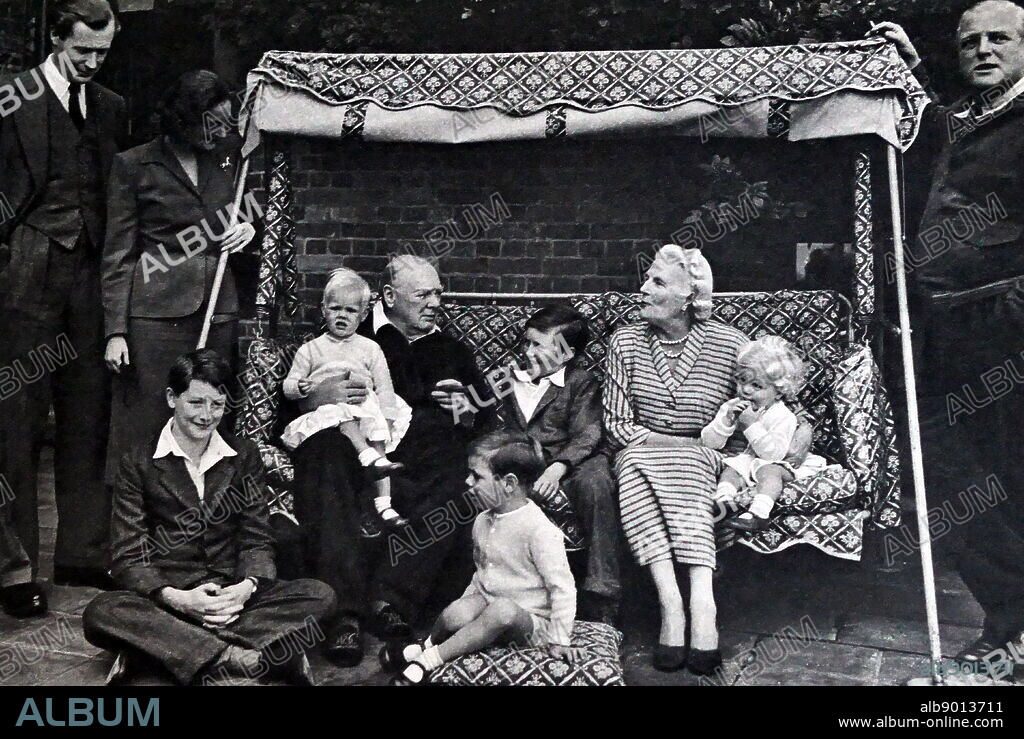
[616,444,724,569]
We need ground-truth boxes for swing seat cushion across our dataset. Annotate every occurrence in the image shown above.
[429,621,625,686]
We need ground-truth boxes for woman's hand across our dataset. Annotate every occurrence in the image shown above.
[105,336,130,373]
[866,21,921,69]
[219,222,256,254]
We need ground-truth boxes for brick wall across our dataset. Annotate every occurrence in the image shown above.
[261,135,857,326]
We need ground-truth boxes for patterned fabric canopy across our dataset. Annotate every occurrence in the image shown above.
[242,39,928,153]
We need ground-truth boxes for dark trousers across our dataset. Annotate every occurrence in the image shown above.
[563,454,621,601]
[916,285,1024,639]
[0,504,32,588]
[82,577,336,685]
[0,228,109,571]
[291,428,476,625]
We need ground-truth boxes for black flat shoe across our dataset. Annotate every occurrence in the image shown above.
[323,624,364,668]
[722,515,772,533]
[652,644,689,672]
[954,625,1007,664]
[687,647,723,675]
[380,511,410,528]
[359,512,382,539]
[0,582,48,618]
[53,566,117,590]
[368,604,412,640]
[366,461,406,481]
[259,648,316,686]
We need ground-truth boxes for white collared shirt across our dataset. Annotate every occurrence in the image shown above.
[371,301,439,343]
[42,54,86,118]
[511,366,565,422]
[153,419,237,501]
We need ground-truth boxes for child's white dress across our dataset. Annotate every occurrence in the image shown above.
[700,399,826,485]
[280,333,411,453]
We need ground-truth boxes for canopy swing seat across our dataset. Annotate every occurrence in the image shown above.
[218,39,942,684]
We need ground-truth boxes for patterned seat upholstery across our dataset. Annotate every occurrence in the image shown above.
[429,621,625,686]
[236,290,900,560]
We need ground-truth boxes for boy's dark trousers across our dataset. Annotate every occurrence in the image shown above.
[498,365,622,605]
[82,576,336,684]
[562,455,621,602]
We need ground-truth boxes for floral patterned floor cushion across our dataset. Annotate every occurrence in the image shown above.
[430,621,625,686]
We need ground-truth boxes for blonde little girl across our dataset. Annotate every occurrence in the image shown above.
[281,268,412,526]
[700,335,825,532]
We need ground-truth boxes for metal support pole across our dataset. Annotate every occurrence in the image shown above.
[886,144,944,685]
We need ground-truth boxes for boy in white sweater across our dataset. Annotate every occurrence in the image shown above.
[383,430,582,685]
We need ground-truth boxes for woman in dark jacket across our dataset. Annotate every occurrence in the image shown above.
[101,70,255,481]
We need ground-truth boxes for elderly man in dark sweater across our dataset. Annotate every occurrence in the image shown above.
[291,256,492,667]
[874,2,1024,677]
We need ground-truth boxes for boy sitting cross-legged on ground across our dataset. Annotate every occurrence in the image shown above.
[381,430,583,685]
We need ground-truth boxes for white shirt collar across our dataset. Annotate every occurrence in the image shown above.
[42,54,86,116]
[153,418,237,466]
[512,366,566,387]
[371,301,438,342]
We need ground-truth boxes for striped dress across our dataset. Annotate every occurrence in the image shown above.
[603,320,747,568]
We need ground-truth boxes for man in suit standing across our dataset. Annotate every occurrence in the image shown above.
[0,0,127,607]
[83,350,336,685]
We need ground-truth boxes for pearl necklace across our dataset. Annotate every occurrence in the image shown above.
[657,335,688,345]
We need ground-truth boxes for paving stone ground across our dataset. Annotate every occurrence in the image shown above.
[0,446,994,686]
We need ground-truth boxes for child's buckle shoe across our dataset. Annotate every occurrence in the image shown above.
[366,461,406,481]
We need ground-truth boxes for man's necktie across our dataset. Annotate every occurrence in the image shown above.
[68,83,85,131]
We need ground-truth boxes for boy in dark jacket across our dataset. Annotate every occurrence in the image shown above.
[496,304,620,623]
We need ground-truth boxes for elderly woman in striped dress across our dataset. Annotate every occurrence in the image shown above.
[603,244,747,674]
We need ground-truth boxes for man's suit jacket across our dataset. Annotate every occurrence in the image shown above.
[497,364,605,471]
[0,64,126,252]
[101,137,242,338]
[109,430,276,597]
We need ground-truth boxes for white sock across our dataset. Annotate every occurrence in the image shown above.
[422,636,434,650]
[748,493,775,520]
[401,642,424,662]
[358,448,381,467]
[418,645,444,671]
[374,496,400,521]
[714,481,738,501]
